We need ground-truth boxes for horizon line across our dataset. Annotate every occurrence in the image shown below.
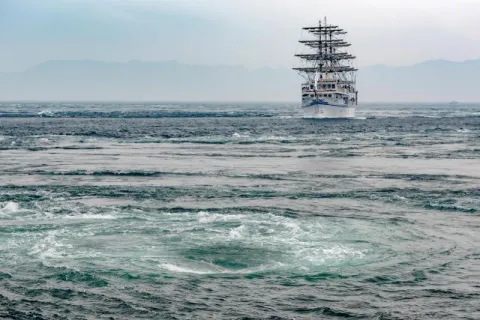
[1,100,479,105]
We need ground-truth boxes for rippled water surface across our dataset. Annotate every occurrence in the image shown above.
[0,102,479,319]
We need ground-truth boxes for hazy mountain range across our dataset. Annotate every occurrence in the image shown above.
[0,59,479,102]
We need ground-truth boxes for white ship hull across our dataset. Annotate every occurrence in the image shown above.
[301,99,355,118]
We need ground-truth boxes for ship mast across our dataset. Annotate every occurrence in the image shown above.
[317,18,322,75]
[293,17,357,84]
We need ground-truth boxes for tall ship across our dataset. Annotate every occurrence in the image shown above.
[293,17,358,118]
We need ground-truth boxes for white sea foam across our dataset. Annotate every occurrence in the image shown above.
[0,202,20,214]
[30,230,70,261]
[64,213,117,220]
[159,261,286,275]
[232,132,250,138]
[37,110,55,117]
[159,263,219,275]
[228,224,247,239]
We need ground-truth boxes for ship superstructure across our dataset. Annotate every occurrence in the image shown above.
[293,17,358,118]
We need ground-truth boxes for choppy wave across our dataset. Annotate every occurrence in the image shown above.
[0,102,479,319]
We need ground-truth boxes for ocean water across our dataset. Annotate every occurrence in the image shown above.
[0,102,479,319]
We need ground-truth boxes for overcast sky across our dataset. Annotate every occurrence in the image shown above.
[1,0,479,72]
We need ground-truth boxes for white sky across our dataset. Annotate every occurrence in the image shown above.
[0,0,479,71]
